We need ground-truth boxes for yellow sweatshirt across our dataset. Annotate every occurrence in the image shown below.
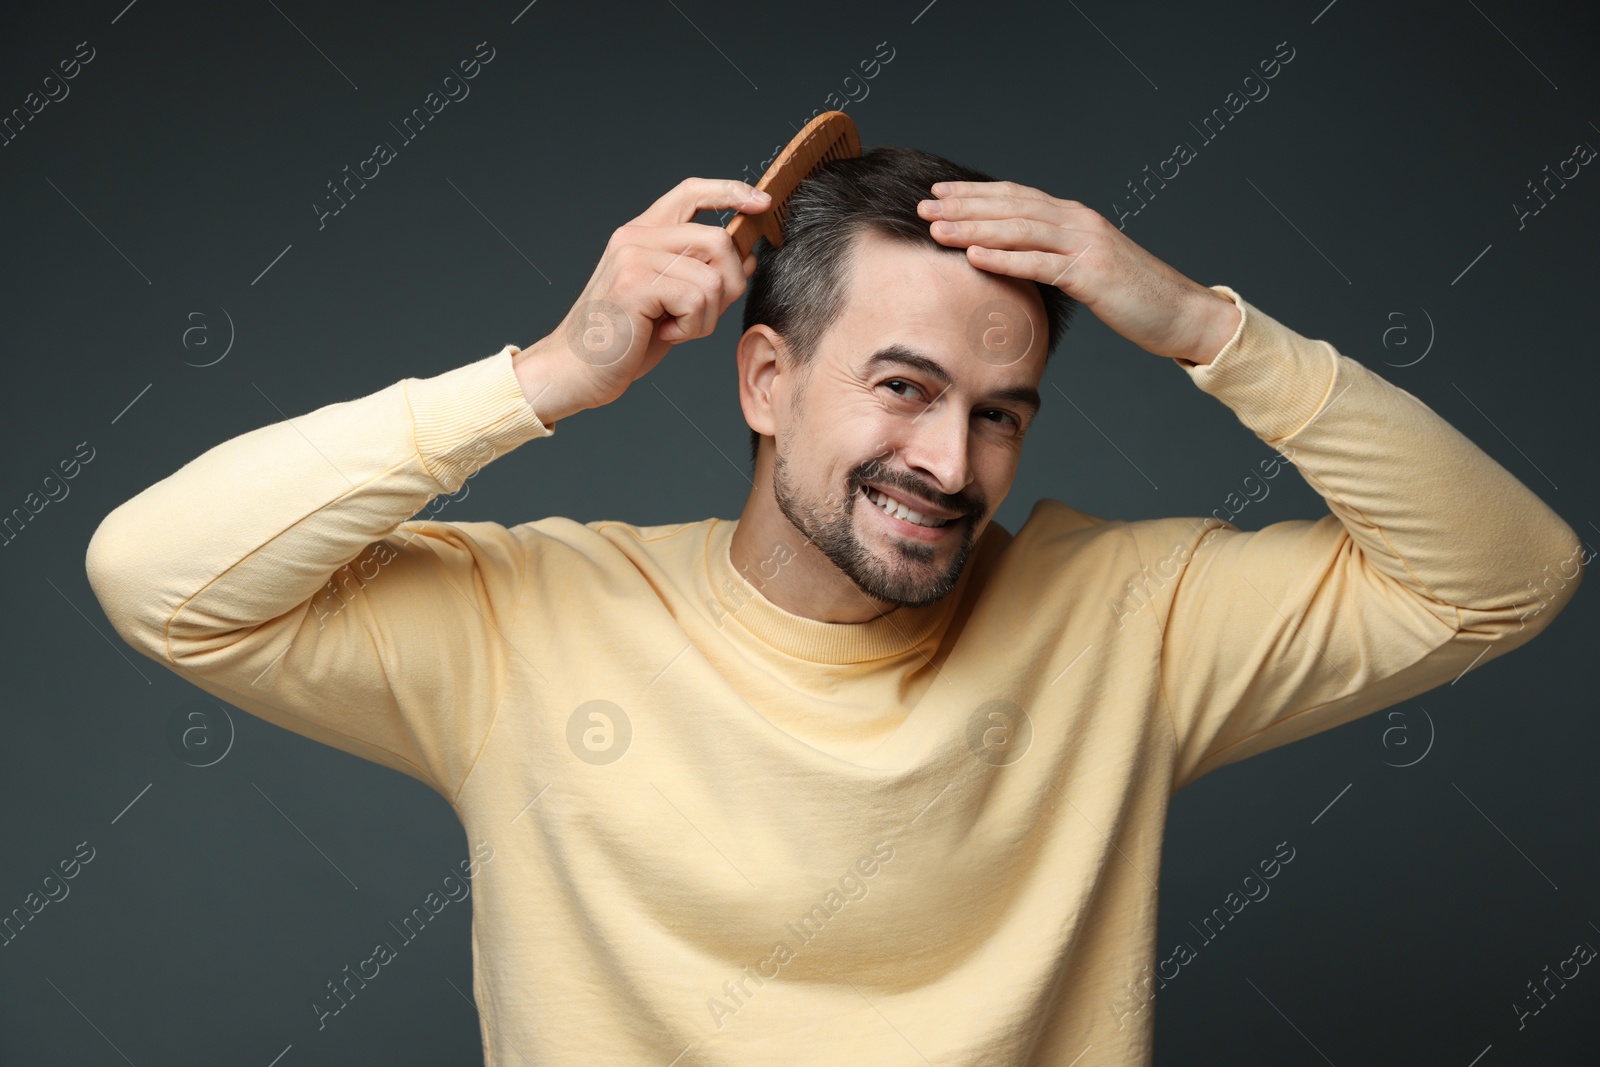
[85,286,1583,1065]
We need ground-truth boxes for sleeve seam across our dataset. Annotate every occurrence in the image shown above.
[160,455,421,666]
[1185,620,1464,777]
[1153,517,1231,794]
[1265,351,1463,629]
[1181,527,1463,780]
[1124,523,1183,759]
[152,450,470,804]
[451,529,528,808]
[1289,468,1463,631]
[174,649,453,797]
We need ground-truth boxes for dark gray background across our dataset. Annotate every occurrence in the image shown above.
[2,0,1596,1063]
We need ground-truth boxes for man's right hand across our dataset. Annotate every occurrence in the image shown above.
[512,177,772,424]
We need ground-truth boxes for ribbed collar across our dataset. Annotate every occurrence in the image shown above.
[703,518,973,665]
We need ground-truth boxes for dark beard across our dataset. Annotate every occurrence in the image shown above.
[770,449,976,609]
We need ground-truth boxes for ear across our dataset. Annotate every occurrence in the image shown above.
[736,325,786,439]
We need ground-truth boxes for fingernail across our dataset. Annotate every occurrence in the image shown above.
[752,190,771,200]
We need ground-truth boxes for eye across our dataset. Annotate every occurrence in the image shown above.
[882,378,922,400]
[981,409,1022,430]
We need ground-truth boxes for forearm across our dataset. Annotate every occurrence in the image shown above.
[85,346,552,664]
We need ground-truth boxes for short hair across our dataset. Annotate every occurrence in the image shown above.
[740,144,1080,467]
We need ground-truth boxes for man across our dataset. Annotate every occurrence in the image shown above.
[86,145,1582,1065]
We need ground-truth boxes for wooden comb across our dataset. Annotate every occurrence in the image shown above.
[726,110,862,260]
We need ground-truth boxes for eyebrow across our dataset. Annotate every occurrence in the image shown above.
[861,343,1042,417]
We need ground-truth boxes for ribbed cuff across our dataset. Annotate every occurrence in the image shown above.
[405,344,555,491]
[1181,285,1339,445]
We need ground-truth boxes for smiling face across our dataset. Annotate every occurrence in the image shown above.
[739,229,1049,614]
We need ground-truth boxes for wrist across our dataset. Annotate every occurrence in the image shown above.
[512,338,594,426]
[1177,290,1242,367]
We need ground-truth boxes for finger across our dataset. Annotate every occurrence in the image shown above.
[962,245,1087,289]
[927,215,1075,256]
[638,248,723,342]
[928,179,1055,204]
[633,177,771,228]
[616,221,748,313]
[920,192,1072,225]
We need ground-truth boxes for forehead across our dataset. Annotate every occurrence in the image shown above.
[828,230,1048,370]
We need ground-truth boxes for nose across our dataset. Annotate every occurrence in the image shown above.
[899,397,973,503]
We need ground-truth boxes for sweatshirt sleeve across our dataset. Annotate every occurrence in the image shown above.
[84,345,555,803]
[1144,286,1586,790]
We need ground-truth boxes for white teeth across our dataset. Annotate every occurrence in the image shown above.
[866,488,949,528]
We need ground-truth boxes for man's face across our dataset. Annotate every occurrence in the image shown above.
[766,231,1048,609]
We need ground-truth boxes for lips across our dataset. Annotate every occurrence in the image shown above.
[860,483,960,522]
[859,484,961,536]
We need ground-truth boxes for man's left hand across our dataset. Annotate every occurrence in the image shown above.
[919,180,1241,366]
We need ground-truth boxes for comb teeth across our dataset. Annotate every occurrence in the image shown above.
[725,111,863,258]
[774,139,855,230]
